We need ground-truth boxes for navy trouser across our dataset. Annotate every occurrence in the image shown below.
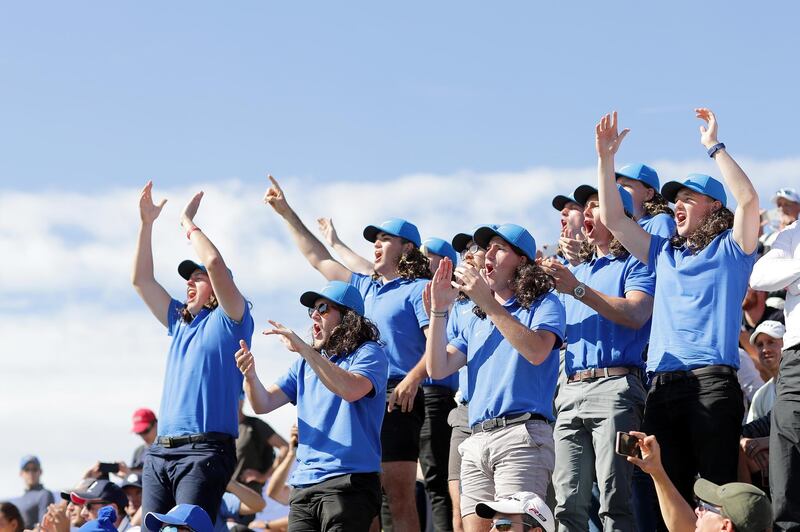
[419,386,455,532]
[288,473,381,532]
[142,438,236,529]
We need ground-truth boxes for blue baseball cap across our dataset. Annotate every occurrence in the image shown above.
[421,237,458,264]
[363,218,421,247]
[473,223,537,261]
[452,224,498,253]
[661,174,727,207]
[145,504,213,532]
[300,281,365,317]
[20,455,40,470]
[552,194,583,211]
[573,184,634,216]
[616,163,660,191]
[78,506,118,532]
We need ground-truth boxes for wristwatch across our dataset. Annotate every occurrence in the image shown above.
[573,283,587,300]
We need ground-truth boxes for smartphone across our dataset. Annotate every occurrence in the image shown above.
[615,432,641,458]
[98,462,120,474]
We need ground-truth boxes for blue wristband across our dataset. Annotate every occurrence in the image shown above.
[707,142,726,158]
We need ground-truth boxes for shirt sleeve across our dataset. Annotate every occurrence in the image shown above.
[411,282,430,329]
[167,299,183,336]
[220,493,241,519]
[527,294,566,350]
[623,257,656,297]
[275,360,301,406]
[646,213,677,238]
[750,223,800,292]
[448,317,471,355]
[647,234,668,272]
[347,343,389,399]
[349,272,372,297]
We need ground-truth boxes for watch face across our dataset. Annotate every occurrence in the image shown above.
[574,285,585,298]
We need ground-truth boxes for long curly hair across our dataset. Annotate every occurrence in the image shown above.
[577,237,630,262]
[179,293,219,323]
[474,261,554,319]
[642,192,674,218]
[320,307,381,357]
[670,207,734,253]
[373,242,432,281]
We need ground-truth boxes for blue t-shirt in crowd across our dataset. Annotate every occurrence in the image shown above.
[647,230,756,372]
[215,493,241,532]
[276,341,388,487]
[160,299,254,437]
[639,213,677,238]
[447,298,477,402]
[450,293,565,426]
[564,253,655,375]
[350,273,429,380]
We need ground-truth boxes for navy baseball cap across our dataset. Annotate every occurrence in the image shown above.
[551,194,583,211]
[120,473,142,490]
[452,224,498,253]
[70,480,129,513]
[145,504,213,532]
[573,184,634,216]
[363,218,422,247]
[20,455,40,470]
[661,174,727,207]
[615,163,660,190]
[473,223,537,261]
[300,281,365,317]
[421,237,458,264]
[178,260,206,280]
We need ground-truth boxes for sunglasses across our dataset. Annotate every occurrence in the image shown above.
[460,243,482,258]
[22,467,40,473]
[491,519,532,531]
[696,499,722,515]
[307,302,332,318]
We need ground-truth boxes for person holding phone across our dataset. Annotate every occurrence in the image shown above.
[540,184,655,531]
[595,109,760,516]
[131,182,254,525]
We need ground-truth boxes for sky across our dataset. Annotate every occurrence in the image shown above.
[2,1,800,498]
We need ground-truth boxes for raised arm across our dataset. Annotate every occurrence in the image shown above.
[750,225,800,290]
[317,217,374,275]
[425,260,468,379]
[132,181,172,327]
[236,340,292,414]
[264,176,352,282]
[180,191,246,322]
[226,479,266,514]
[696,108,760,254]
[596,112,653,264]
[266,426,297,505]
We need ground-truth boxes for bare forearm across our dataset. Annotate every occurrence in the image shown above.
[267,451,296,503]
[227,480,266,513]
[244,376,283,414]
[300,346,372,402]
[580,288,652,329]
[713,149,757,207]
[332,241,374,275]
[484,300,553,365]
[650,470,696,532]
[282,208,337,269]
[598,154,626,228]
[183,223,225,272]
[425,316,461,379]
[132,222,155,285]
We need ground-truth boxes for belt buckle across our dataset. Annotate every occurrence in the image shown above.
[165,437,175,448]
[589,368,597,379]
[480,419,496,432]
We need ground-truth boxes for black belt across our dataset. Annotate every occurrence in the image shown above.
[651,364,737,385]
[156,432,233,448]
[471,412,547,434]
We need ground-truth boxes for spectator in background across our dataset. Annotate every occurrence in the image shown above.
[235,395,289,494]
[68,480,129,531]
[614,163,676,238]
[0,502,24,532]
[773,188,800,229]
[746,320,784,422]
[552,193,585,265]
[214,480,266,532]
[128,409,157,476]
[60,480,95,531]
[119,475,143,525]
[474,492,555,532]
[12,455,55,528]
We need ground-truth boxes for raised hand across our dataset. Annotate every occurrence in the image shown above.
[453,262,493,308]
[263,320,307,353]
[695,108,719,149]
[235,339,257,379]
[595,111,630,158]
[263,175,291,216]
[181,191,204,227]
[317,217,339,246]
[540,257,580,294]
[430,258,459,311]
[138,181,167,224]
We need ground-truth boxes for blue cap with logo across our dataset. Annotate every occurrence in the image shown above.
[473,223,537,261]
[551,194,583,211]
[452,224,498,253]
[616,163,660,191]
[300,281,365,317]
[363,218,421,247]
[421,237,458,264]
[573,184,634,216]
[145,504,213,532]
[661,174,727,207]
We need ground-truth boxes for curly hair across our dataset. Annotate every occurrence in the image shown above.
[474,261,555,319]
[179,293,219,323]
[670,207,734,252]
[373,243,432,281]
[577,237,630,263]
[320,307,381,357]
[641,192,674,218]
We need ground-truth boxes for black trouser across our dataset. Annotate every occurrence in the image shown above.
[641,368,743,530]
[771,345,800,531]
[288,473,381,532]
[419,386,456,532]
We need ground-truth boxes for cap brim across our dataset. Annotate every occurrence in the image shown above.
[299,290,326,309]
[451,233,472,253]
[178,260,204,280]
[145,512,190,532]
[551,195,572,211]
[475,500,525,519]
[120,482,142,490]
[693,478,724,506]
[473,226,502,250]
[660,181,683,204]
[573,185,598,207]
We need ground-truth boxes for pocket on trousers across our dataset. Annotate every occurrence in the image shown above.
[523,422,549,448]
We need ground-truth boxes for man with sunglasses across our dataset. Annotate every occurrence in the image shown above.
[235,281,387,531]
[474,492,555,532]
[264,176,430,531]
[145,504,213,532]
[69,480,130,531]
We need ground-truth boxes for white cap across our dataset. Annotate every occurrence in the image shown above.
[475,492,554,532]
[749,320,786,346]
[772,188,800,204]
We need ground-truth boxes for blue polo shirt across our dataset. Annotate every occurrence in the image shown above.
[350,273,429,380]
[564,253,655,375]
[647,230,756,372]
[639,213,676,238]
[160,299,254,437]
[215,493,241,532]
[450,293,565,426]
[448,298,477,402]
[276,341,388,487]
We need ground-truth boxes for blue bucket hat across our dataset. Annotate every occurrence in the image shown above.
[473,224,537,261]
[452,224,498,253]
[421,237,458,264]
[551,194,583,211]
[145,504,213,532]
[573,184,634,216]
[78,506,118,532]
[363,218,421,247]
[300,281,365,317]
[661,174,727,207]
[615,163,660,191]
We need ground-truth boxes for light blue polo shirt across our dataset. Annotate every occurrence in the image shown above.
[350,273,429,380]
[647,230,756,372]
[448,298,477,402]
[450,293,565,426]
[215,493,241,532]
[564,253,655,375]
[639,213,677,238]
[276,341,388,487]
[160,299,254,437]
